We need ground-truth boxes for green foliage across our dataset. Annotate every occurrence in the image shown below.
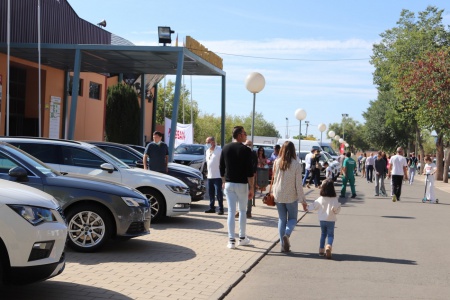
[105,83,140,144]
[327,118,367,152]
[155,80,199,125]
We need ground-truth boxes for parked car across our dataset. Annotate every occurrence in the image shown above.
[0,141,150,252]
[0,137,191,222]
[87,141,206,201]
[298,150,340,180]
[173,144,207,177]
[320,142,339,160]
[0,179,67,285]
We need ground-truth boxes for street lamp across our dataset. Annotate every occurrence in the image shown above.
[285,117,289,138]
[342,113,349,140]
[305,120,310,136]
[245,72,265,145]
[295,108,307,155]
[328,130,335,147]
[318,123,326,145]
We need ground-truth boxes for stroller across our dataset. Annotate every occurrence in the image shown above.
[422,174,439,204]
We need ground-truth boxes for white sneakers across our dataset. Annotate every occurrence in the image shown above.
[238,237,251,246]
[227,237,251,249]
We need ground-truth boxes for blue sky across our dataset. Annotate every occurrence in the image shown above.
[68,0,450,140]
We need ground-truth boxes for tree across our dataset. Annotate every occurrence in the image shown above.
[327,118,366,153]
[397,48,450,181]
[105,83,140,144]
[155,80,199,125]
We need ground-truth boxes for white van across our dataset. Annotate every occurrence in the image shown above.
[320,142,339,160]
[276,138,323,152]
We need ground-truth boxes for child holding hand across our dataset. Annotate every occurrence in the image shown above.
[306,179,341,259]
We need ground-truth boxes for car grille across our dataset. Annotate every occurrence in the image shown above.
[173,159,191,166]
[126,221,146,234]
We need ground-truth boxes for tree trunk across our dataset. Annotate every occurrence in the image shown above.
[435,134,444,181]
[444,145,450,184]
[417,126,425,175]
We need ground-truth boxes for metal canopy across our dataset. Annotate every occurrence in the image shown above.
[0,42,227,159]
[0,43,225,76]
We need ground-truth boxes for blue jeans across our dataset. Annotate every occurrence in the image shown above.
[302,169,311,186]
[320,221,335,248]
[276,201,298,246]
[224,182,248,239]
[366,165,373,182]
[208,178,223,210]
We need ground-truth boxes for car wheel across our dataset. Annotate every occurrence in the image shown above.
[65,204,112,253]
[138,187,166,223]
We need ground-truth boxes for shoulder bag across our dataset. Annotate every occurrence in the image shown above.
[262,163,276,206]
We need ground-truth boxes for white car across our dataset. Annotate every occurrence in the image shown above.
[0,179,67,285]
[1,138,191,222]
[173,144,207,177]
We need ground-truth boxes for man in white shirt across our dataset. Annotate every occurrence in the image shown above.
[365,152,375,183]
[204,136,224,215]
[302,149,314,187]
[388,147,409,202]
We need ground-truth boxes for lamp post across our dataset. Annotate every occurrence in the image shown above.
[318,123,326,145]
[342,113,349,140]
[285,117,289,138]
[328,130,335,148]
[295,109,307,155]
[305,120,310,136]
[245,72,265,145]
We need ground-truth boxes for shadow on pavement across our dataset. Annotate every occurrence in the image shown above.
[381,216,415,219]
[278,252,417,265]
[0,281,132,300]
[65,239,196,264]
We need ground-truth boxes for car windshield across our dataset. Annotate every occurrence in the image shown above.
[3,144,58,177]
[322,145,338,156]
[90,146,131,169]
[174,145,205,155]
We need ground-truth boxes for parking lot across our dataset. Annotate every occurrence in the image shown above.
[1,191,307,300]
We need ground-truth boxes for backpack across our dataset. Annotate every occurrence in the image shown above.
[410,158,416,168]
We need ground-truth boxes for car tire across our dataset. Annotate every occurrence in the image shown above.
[138,187,166,223]
[65,204,113,253]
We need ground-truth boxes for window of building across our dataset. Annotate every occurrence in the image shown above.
[89,82,101,100]
[69,76,83,96]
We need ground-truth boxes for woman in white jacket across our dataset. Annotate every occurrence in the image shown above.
[307,179,341,259]
[272,141,307,253]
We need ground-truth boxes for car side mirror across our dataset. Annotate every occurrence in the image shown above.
[8,166,29,182]
[100,163,115,174]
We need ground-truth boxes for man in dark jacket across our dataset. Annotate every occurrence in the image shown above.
[374,150,388,196]
[220,126,254,249]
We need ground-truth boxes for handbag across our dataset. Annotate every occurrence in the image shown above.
[262,163,276,206]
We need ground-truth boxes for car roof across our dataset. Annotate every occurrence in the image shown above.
[0,137,96,148]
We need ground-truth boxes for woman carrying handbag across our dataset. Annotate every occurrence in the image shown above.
[272,141,307,253]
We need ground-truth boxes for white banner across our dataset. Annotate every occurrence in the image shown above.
[164,117,193,148]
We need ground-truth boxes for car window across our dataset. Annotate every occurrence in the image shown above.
[0,152,21,174]
[99,146,139,166]
[175,145,205,155]
[12,142,61,164]
[0,144,57,176]
[322,145,337,156]
[62,146,106,168]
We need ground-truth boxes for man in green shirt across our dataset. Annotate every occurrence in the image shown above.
[340,151,357,198]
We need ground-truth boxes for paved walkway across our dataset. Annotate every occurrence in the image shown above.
[1,174,448,300]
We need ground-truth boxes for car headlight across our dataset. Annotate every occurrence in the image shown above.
[186,176,201,185]
[122,197,148,207]
[190,159,203,164]
[166,185,190,195]
[8,204,56,226]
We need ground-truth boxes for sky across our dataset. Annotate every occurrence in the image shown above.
[67,0,450,141]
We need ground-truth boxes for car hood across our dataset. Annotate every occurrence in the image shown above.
[124,168,189,187]
[168,163,202,177]
[173,154,204,161]
[0,179,58,208]
[48,173,146,198]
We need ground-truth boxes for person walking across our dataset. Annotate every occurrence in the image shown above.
[408,152,418,185]
[388,147,408,202]
[220,126,254,249]
[423,155,438,203]
[307,149,321,189]
[272,141,307,253]
[143,131,168,174]
[365,152,375,183]
[340,151,357,199]
[302,149,314,187]
[306,179,341,259]
[204,136,224,215]
[374,150,387,197]
[360,152,367,178]
[357,153,363,173]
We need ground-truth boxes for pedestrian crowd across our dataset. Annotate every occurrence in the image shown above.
[144,127,439,258]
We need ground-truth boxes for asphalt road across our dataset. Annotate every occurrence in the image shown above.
[225,175,450,300]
